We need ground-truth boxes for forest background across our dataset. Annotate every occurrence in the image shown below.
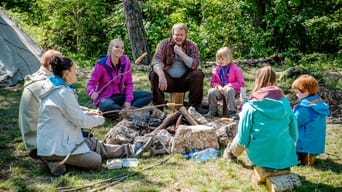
[1,0,341,70]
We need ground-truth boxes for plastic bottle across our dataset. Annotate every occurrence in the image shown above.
[106,159,123,169]
[183,148,196,159]
[191,148,220,163]
[240,87,246,101]
[238,87,247,112]
[106,158,139,169]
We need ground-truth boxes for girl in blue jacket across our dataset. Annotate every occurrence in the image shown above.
[292,75,330,165]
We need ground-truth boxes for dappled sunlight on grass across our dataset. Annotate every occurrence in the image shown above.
[0,67,341,191]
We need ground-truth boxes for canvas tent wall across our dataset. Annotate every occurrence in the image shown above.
[0,7,43,87]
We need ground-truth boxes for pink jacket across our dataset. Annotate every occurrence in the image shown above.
[210,62,245,93]
[87,55,133,105]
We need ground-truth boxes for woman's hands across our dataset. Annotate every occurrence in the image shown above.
[87,109,102,116]
[123,102,131,109]
[90,92,99,100]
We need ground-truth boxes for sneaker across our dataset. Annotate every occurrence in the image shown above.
[204,111,219,117]
[45,161,66,176]
[81,128,93,138]
[133,137,153,158]
[298,153,316,166]
[228,111,239,120]
[223,146,237,162]
[104,112,121,122]
[29,149,39,160]
[196,107,209,115]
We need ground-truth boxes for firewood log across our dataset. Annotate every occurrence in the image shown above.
[188,106,208,124]
[175,114,183,130]
[179,106,198,125]
[151,111,181,133]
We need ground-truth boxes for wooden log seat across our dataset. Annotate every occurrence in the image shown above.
[251,166,301,192]
[169,92,185,110]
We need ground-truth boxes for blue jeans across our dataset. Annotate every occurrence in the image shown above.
[98,91,152,112]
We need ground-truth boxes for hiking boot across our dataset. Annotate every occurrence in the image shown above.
[29,149,39,160]
[298,153,316,166]
[133,137,153,158]
[223,146,237,162]
[228,111,239,120]
[204,111,219,118]
[45,161,66,176]
[81,128,93,138]
[104,112,121,122]
[196,107,209,115]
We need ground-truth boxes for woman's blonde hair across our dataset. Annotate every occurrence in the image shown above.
[292,74,319,95]
[253,66,277,92]
[107,39,124,55]
[216,47,233,64]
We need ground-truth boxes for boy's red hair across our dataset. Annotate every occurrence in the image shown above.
[292,74,319,95]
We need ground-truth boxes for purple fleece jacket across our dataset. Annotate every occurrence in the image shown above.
[87,55,133,106]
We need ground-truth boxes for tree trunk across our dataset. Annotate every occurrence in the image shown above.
[123,0,151,65]
[253,0,266,30]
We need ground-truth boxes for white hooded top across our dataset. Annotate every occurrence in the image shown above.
[37,78,105,156]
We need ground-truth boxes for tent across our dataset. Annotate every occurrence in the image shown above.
[0,7,42,87]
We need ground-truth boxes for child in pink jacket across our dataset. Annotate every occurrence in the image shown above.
[206,47,245,120]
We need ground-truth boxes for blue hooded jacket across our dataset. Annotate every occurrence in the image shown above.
[293,94,330,154]
[236,86,298,169]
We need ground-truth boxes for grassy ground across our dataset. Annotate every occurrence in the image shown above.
[0,65,341,192]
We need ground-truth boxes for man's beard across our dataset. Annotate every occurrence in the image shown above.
[175,39,185,46]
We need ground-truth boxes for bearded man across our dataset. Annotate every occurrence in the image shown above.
[149,23,205,113]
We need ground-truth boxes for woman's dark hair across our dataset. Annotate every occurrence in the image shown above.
[49,56,74,77]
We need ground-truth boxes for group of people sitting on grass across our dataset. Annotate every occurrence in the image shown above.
[18,22,330,176]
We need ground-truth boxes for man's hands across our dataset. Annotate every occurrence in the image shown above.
[153,44,186,92]
[158,75,167,91]
[153,65,168,91]
[174,45,183,55]
[174,44,193,68]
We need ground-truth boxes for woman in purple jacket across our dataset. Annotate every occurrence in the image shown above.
[87,39,152,114]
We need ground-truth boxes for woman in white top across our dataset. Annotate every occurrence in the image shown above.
[37,56,152,176]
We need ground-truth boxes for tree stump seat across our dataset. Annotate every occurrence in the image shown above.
[251,166,301,192]
[222,92,241,117]
[169,92,185,110]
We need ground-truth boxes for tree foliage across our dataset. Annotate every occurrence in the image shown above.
[1,0,340,66]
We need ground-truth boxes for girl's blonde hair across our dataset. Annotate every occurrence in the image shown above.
[216,47,233,64]
[253,66,277,92]
[292,74,319,95]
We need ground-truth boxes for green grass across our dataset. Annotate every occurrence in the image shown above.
[0,65,341,192]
